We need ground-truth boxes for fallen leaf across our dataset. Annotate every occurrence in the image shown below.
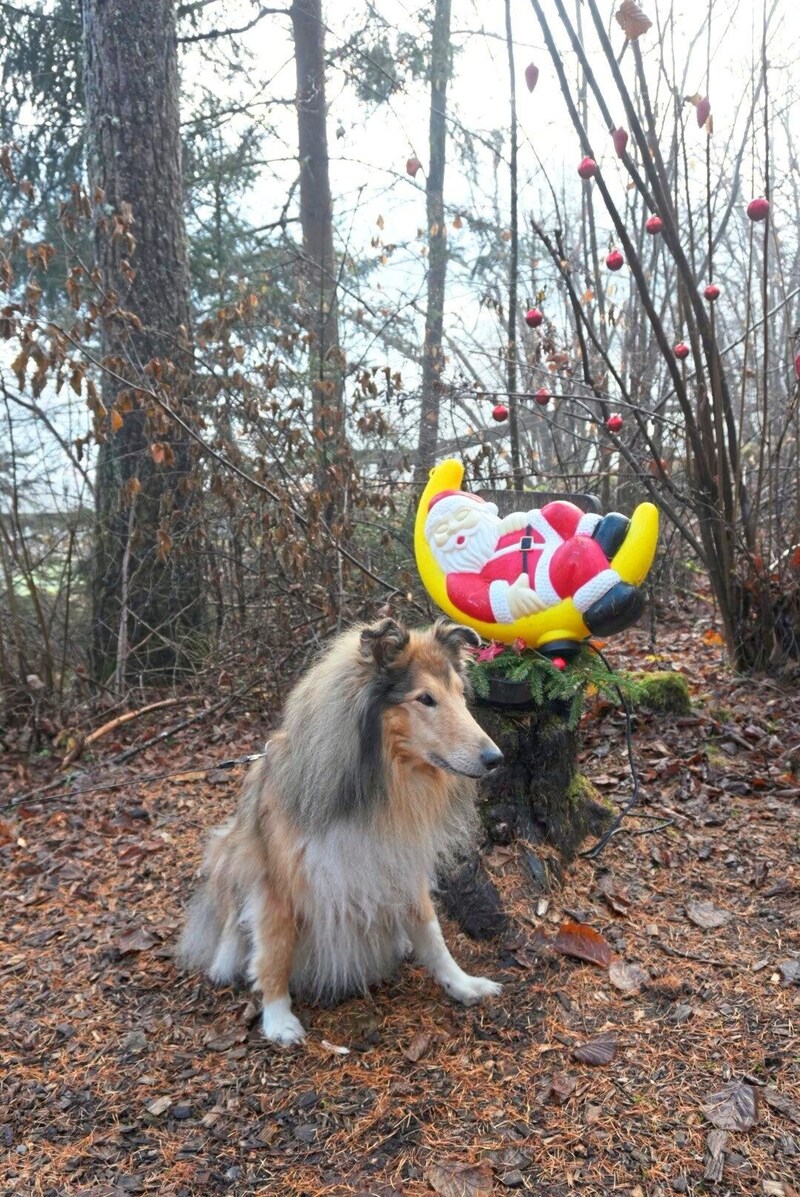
[426,1161,493,1197]
[609,961,649,993]
[120,1030,149,1055]
[204,1027,247,1052]
[404,1030,432,1062]
[549,1071,577,1104]
[702,1080,759,1131]
[685,900,734,930]
[320,1039,350,1056]
[117,928,156,954]
[146,1096,172,1117]
[572,1033,618,1066]
[596,873,632,915]
[615,0,652,39]
[704,1129,728,1183]
[777,959,800,986]
[764,1088,800,1126]
[553,921,613,967]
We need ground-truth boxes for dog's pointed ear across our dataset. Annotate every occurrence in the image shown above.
[360,617,410,670]
[433,618,481,658]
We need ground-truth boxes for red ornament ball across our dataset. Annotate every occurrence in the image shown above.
[606,249,625,271]
[491,403,509,423]
[551,657,567,671]
[645,214,663,235]
[612,127,628,158]
[674,342,690,360]
[578,156,597,179]
[746,197,770,222]
[534,387,550,406]
[704,283,721,302]
[525,307,543,328]
[406,156,421,178]
[524,63,539,93]
[606,413,624,433]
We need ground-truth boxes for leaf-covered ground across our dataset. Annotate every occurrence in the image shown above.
[2,612,799,1197]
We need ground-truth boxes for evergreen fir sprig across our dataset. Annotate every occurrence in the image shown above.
[467,640,645,729]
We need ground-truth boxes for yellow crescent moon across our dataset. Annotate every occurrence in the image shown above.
[414,459,659,648]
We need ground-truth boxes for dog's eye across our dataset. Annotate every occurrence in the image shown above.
[416,693,437,708]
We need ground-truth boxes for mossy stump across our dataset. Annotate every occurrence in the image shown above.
[439,694,613,940]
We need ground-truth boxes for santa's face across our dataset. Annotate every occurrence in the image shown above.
[428,503,501,573]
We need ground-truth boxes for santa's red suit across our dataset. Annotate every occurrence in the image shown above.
[426,493,621,624]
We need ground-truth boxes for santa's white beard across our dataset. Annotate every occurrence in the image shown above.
[429,513,501,574]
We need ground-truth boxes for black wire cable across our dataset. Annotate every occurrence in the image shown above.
[578,642,672,859]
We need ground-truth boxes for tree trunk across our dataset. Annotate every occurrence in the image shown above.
[503,0,523,489]
[290,0,345,505]
[476,702,611,862]
[414,0,452,484]
[439,697,613,938]
[83,0,204,683]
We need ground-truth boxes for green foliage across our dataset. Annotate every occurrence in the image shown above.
[467,642,653,729]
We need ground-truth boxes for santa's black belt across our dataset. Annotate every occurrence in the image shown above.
[521,526,533,572]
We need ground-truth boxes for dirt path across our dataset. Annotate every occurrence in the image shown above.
[2,618,798,1196]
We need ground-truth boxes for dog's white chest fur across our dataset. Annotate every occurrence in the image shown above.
[285,822,431,1001]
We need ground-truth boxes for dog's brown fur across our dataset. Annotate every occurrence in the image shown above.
[178,617,503,1044]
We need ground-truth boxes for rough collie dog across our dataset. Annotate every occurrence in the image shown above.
[177,617,504,1045]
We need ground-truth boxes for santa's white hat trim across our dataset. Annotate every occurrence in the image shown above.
[424,490,498,539]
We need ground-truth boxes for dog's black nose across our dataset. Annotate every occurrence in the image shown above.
[481,747,504,771]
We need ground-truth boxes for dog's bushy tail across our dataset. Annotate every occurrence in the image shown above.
[176,823,247,983]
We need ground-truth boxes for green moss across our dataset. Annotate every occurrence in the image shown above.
[626,670,691,715]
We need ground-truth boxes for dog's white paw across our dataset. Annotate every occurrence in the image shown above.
[261,1000,306,1046]
[443,973,503,1006]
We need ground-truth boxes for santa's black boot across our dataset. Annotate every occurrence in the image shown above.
[591,512,631,560]
[583,582,644,637]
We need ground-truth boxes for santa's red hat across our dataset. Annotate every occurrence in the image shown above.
[424,488,498,539]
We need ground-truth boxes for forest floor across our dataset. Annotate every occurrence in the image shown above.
[1,605,799,1197]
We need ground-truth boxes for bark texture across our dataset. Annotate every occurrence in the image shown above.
[476,703,611,862]
[84,0,204,682]
[291,0,344,488]
[414,0,452,483]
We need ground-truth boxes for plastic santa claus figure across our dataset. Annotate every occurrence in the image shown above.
[424,488,643,641]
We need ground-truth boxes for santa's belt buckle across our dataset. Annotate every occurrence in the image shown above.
[520,536,534,550]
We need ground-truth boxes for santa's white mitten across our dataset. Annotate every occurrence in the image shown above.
[506,573,548,619]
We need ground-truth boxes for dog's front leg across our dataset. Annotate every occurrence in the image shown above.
[251,888,305,1045]
[408,891,502,1005]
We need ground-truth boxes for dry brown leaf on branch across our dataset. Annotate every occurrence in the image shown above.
[426,1161,494,1197]
[702,1080,759,1131]
[572,1032,619,1066]
[685,899,734,929]
[615,0,652,39]
[553,920,613,966]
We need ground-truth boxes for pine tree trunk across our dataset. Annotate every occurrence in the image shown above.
[84,0,205,683]
[415,0,452,483]
[290,0,345,507]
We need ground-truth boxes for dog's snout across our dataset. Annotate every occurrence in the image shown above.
[480,746,504,772]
